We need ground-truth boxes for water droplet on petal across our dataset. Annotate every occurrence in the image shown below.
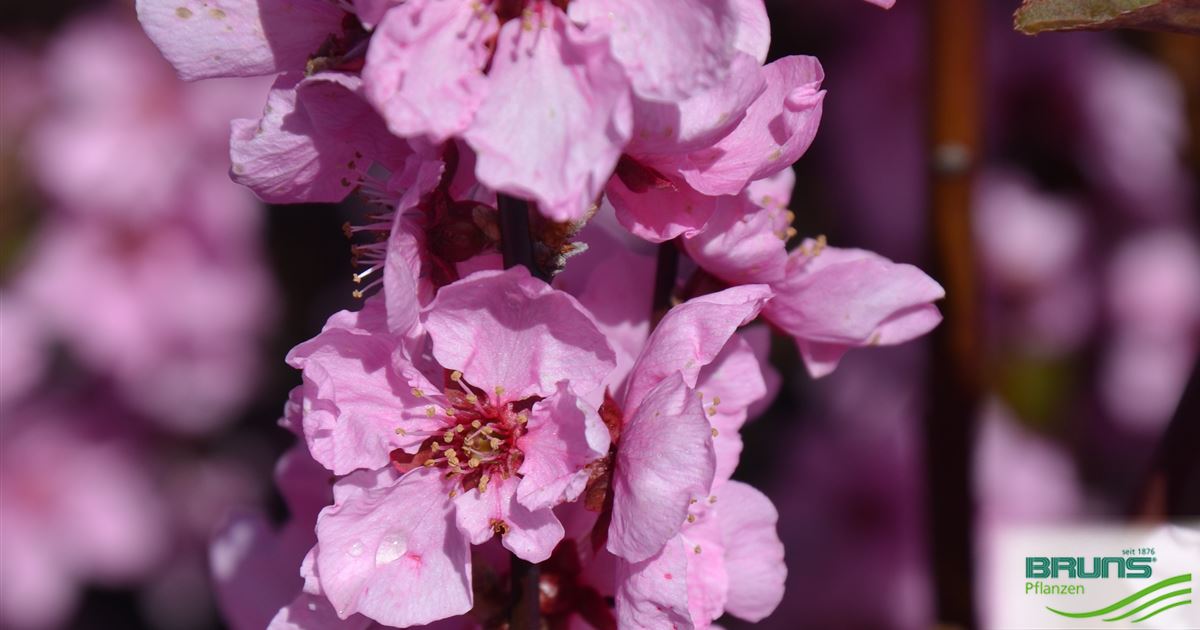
[375,532,407,566]
[348,541,365,557]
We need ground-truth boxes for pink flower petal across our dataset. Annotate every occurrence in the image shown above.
[384,159,445,336]
[614,537,693,629]
[717,481,785,622]
[569,0,738,102]
[608,173,719,243]
[286,306,436,474]
[516,383,610,511]
[683,194,790,285]
[316,468,472,626]
[424,267,615,401]
[628,53,766,156]
[352,0,397,29]
[677,56,824,196]
[682,510,728,626]
[267,593,372,630]
[364,0,496,142]
[453,475,564,563]
[137,0,344,80]
[228,77,360,203]
[731,0,770,63]
[765,242,944,378]
[624,285,771,414]
[464,6,632,222]
[609,373,715,563]
[694,333,770,484]
[552,213,656,396]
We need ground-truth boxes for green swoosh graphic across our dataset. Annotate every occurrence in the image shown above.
[1046,573,1191,618]
[1103,588,1191,621]
[1133,599,1192,623]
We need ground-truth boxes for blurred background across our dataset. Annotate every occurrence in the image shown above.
[0,0,1196,628]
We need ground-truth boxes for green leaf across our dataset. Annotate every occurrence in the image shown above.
[1013,0,1200,35]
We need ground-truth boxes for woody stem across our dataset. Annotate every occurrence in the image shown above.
[651,239,679,328]
[497,192,543,629]
[498,194,546,281]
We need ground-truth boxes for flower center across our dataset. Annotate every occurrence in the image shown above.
[415,371,529,496]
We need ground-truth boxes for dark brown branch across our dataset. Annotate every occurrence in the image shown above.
[498,194,547,282]
[497,193,543,630]
[924,0,985,627]
[650,240,680,328]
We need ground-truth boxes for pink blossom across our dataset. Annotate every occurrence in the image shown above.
[230,72,414,203]
[568,0,740,103]
[611,55,824,242]
[614,480,786,628]
[289,268,616,624]
[364,2,632,222]
[603,284,771,559]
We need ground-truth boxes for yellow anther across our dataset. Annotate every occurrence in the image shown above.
[455,424,466,433]
[465,394,478,404]
[693,545,702,554]
[443,432,454,443]
[450,370,463,381]
[424,460,436,467]
[707,406,718,417]
[489,437,503,450]
[711,428,719,437]
[478,475,490,493]
[394,427,406,436]
[431,442,441,451]
[494,386,505,397]
[689,498,698,505]
[708,495,717,504]
[448,489,458,499]
[471,420,482,429]
[411,388,424,398]
[711,396,721,406]
[426,406,436,417]
[468,457,481,468]
[687,514,696,523]
[516,413,528,425]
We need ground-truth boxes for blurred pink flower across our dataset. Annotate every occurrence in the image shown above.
[972,169,1096,354]
[27,13,268,237]
[974,400,1083,627]
[17,215,274,432]
[0,293,49,406]
[7,11,278,433]
[1077,45,1195,220]
[1101,231,1200,430]
[0,403,169,630]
